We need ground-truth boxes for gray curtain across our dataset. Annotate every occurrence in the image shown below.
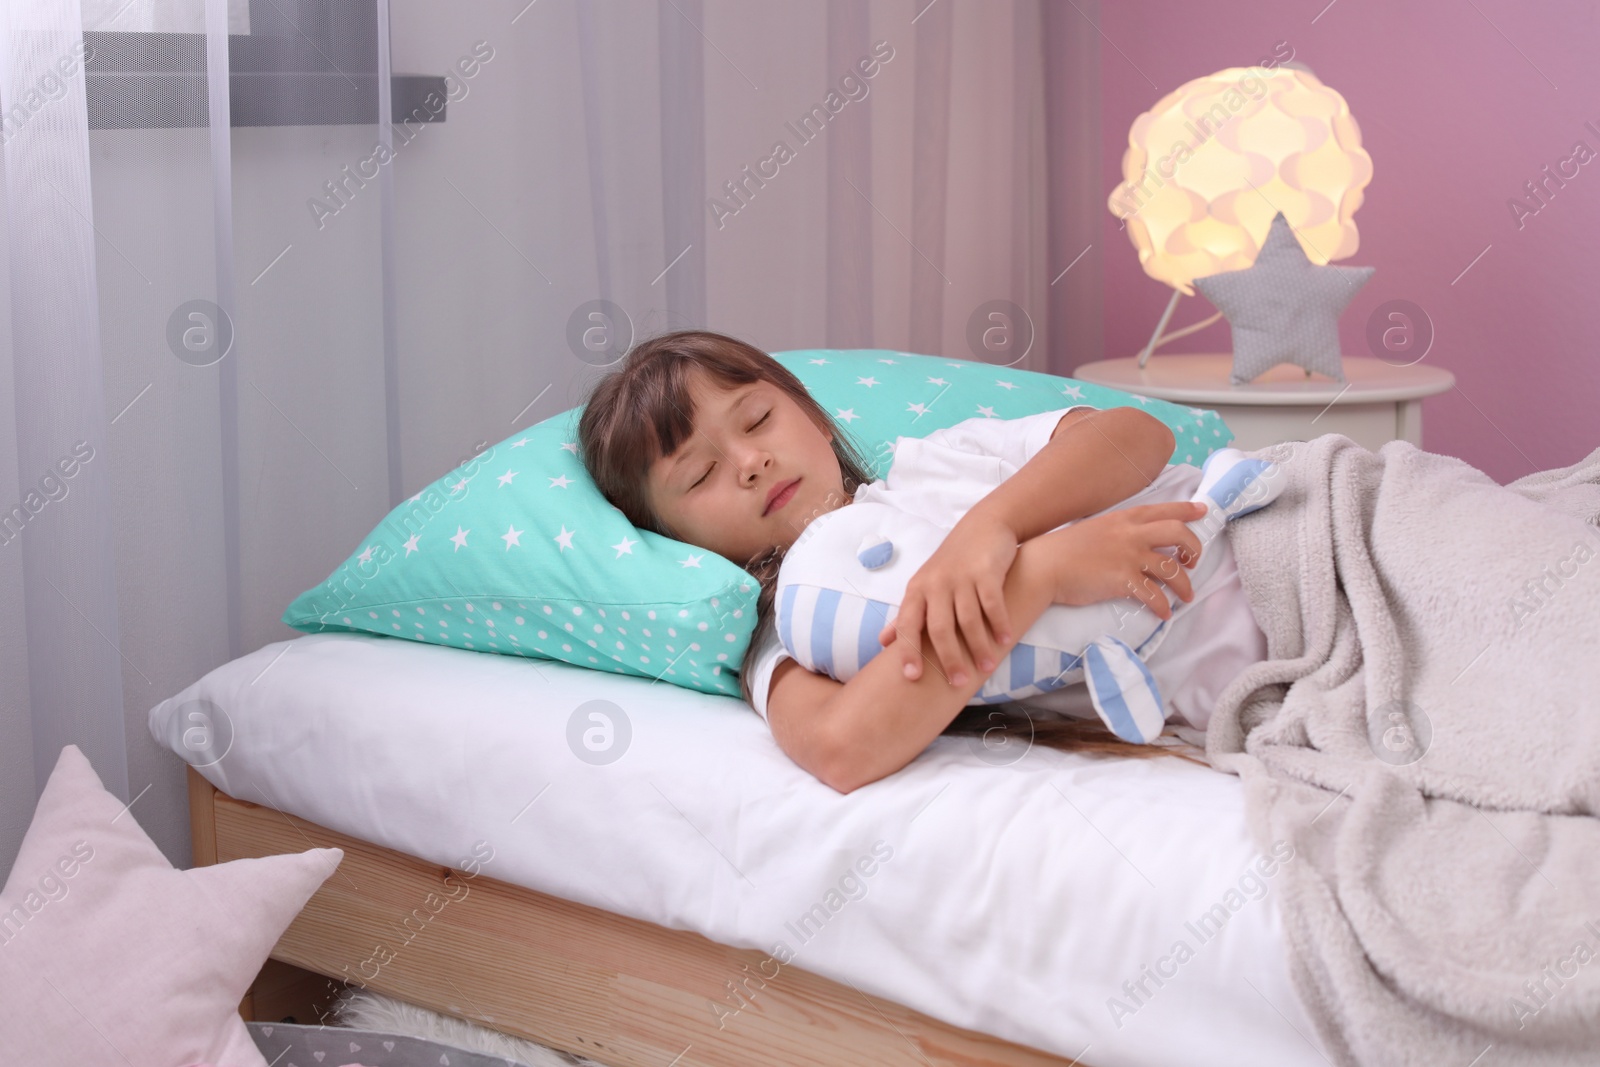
[0,0,1102,873]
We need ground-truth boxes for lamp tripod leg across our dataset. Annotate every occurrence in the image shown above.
[1137,289,1182,369]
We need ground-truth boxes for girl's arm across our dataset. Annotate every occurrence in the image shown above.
[766,531,1054,794]
[770,500,1205,794]
[965,406,1175,545]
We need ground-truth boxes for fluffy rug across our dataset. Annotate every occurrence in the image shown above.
[331,986,614,1067]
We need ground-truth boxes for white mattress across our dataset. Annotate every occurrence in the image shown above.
[148,632,1329,1067]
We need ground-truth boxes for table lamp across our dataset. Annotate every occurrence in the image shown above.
[1107,63,1374,374]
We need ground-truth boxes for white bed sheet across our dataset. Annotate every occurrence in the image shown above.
[148,632,1329,1067]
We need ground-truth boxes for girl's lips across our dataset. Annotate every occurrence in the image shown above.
[765,478,800,515]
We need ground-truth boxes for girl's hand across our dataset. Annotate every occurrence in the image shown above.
[877,512,1018,687]
[1038,501,1207,619]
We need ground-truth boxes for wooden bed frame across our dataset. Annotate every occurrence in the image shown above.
[190,767,1094,1067]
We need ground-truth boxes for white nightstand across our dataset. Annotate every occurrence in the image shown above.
[1072,354,1456,451]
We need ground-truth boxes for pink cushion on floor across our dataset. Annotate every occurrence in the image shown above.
[0,745,342,1067]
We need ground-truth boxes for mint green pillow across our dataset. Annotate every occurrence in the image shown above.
[281,349,1234,698]
[775,349,1233,476]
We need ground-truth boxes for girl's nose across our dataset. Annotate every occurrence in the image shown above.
[740,451,772,480]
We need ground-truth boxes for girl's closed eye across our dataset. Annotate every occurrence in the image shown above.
[690,410,771,488]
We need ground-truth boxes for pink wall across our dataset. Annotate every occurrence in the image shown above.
[1096,0,1600,483]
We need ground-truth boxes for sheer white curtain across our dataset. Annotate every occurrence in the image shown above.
[0,0,1101,871]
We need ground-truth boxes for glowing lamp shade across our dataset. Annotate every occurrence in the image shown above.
[1107,65,1373,296]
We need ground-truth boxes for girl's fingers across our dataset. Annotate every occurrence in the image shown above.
[1132,561,1174,620]
[1129,500,1205,524]
[884,573,1016,687]
[889,597,924,679]
[879,591,906,647]
[955,589,997,676]
[1134,519,1201,563]
[926,598,967,687]
[1154,520,1204,566]
[978,582,1013,649]
[1151,550,1194,603]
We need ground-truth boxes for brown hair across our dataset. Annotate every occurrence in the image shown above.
[577,329,1204,767]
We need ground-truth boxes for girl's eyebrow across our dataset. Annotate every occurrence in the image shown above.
[669,385,760,485]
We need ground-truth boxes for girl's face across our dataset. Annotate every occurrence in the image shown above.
[646,369,848,563]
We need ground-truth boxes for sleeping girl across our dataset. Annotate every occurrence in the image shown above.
[578,329,1282,793]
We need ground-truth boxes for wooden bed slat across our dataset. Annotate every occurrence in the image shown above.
[188,767,1092,1067]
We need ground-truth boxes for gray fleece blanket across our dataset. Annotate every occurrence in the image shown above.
[1203,433,1600,1066]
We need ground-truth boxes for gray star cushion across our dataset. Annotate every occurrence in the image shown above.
[1193,211,1375,385]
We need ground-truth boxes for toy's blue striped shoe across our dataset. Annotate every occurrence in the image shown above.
[1195,446,1284,522]
[1082,634,1167,743]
